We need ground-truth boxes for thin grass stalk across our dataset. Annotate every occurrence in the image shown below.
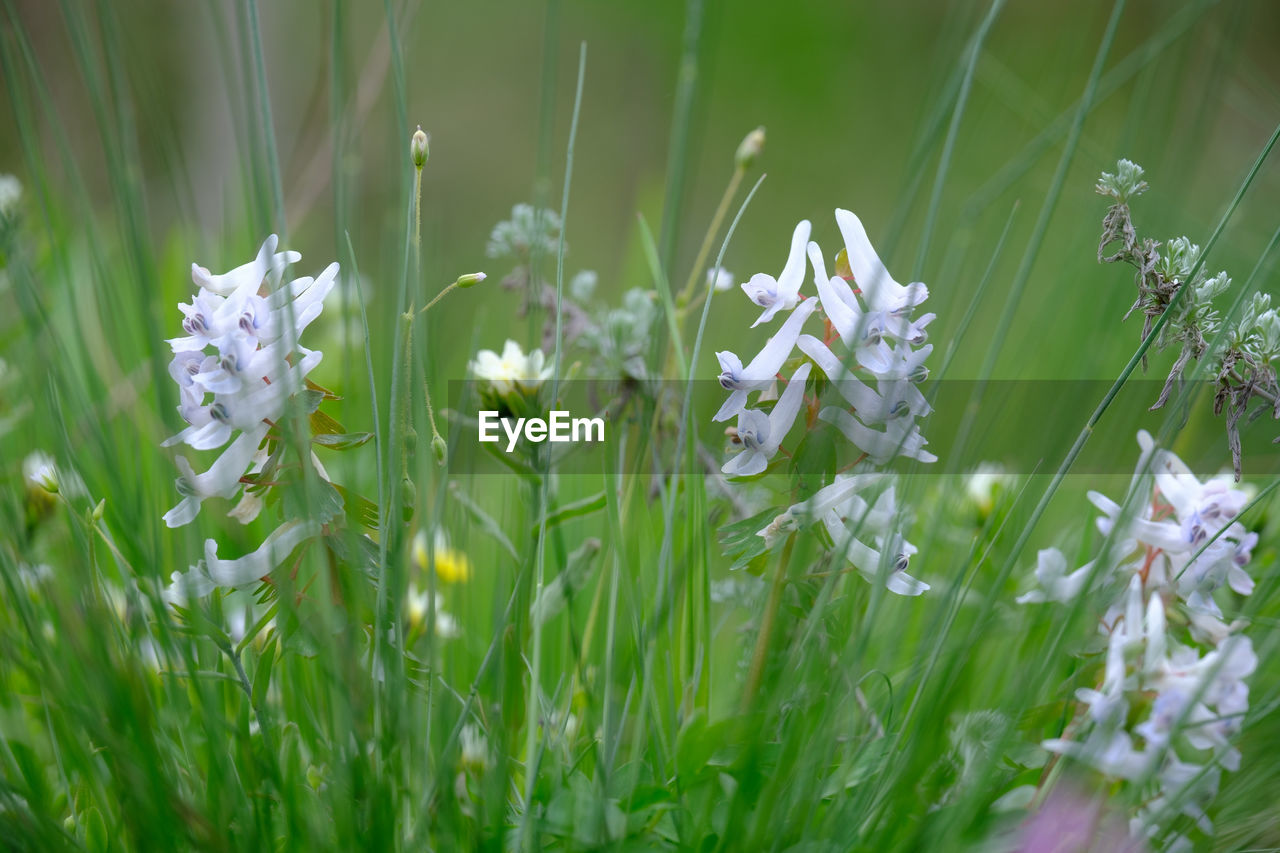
[520,41,586,852]
[913,0,1005,279]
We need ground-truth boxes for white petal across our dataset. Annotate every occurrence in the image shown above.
[713,388,749,423]
[775,220,811,305]
[834,209,927,313]
[722,447,767,477]
[738,298,817,383]
[763,362,811,453]
[203,518,324,589]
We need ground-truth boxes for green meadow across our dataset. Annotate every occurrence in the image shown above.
[2,1,1280,850]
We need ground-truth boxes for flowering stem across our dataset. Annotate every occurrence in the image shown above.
[521,42,587,852]
[742,533,795,710]
[417,281,458,315]
[676,163,744,311]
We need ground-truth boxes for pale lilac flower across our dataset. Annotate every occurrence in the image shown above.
[190,233,299,297]
[163,424,270,527]
[818,406,936,465]
[1043,730,1154,782]
[713,298,818,422]
[722,363,811,477]
[1016,548,1098,604]
[164,518,323,600]
[796,334,930,423]
[833,208,928,314]
[163,349,322,450]
[757,475,926,595]
[740,220,810,326]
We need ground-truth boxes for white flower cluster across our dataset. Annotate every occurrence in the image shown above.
[715,209,937,595]
[1020,431,1258,846]
[161,236,336,600]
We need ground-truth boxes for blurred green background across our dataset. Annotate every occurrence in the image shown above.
[6,0,1280,390]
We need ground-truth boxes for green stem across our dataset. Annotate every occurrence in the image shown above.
[521,42,586,853]
[677,165,744,310]
[742,534,795,709]
[417,281,459,315]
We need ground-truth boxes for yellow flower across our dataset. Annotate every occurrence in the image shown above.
[412,529,472,584]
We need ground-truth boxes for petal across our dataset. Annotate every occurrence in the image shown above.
[819,407,935,465]
[834,209,927,313]
[885,570,929,596]
[763,362,811,452]
[809,241,863,345]
[712,388,748,423]
[722,447,767,477]
[737,297,817,383]
[797,334,882,414]
[162,495,201,529]
[775,220,812,304]
[203,518,323,589]
[187,424,269,498]
[741,273,780,309]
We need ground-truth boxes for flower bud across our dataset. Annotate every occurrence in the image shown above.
[411,126,430,169]
[735,126,766,170]
[432,434,448,465]
[455,272,487,289]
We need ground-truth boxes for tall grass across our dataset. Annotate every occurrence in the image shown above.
[2,1,1280,851]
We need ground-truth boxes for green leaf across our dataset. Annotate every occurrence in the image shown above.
[251,638,278,710]
[717,506,779,574]
[789,422,841,499]
[449,482,519,560]
[530,491,606,537]
[311,431,373,450]
[308,408,348,436]
[331,483,380,531]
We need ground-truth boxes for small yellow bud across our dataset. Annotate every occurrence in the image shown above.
[455,272,487,289]
[411,126,430,169]
[735,126,766,170]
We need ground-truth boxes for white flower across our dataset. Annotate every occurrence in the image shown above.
[964,463,1014,513]
[189,234,299,298]
[707,267,735,292]
[833,208,928,314]
[1016,548,1097,604]
[460,723,491,772]
[161,237,337,530]
[758,475,927,595]
[723,363,811,477]
[740,220,810,326]
[163,424,270,528]
[1074,628,1129,724]
[797,334,930,424]
[1042,730,1154,781]
[0,174,21,216]
[713,298,818,422]
[469,339,553,396]
[818,406,936,465]
[23,451,60,494]
[22,451,86,497]
[163,518,322,600]
[406,585,460,638]
[163,349,322,450]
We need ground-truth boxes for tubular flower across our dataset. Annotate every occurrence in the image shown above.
[716,209,937,595]
[1018,431,1260,846]
[161,235,335,530]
